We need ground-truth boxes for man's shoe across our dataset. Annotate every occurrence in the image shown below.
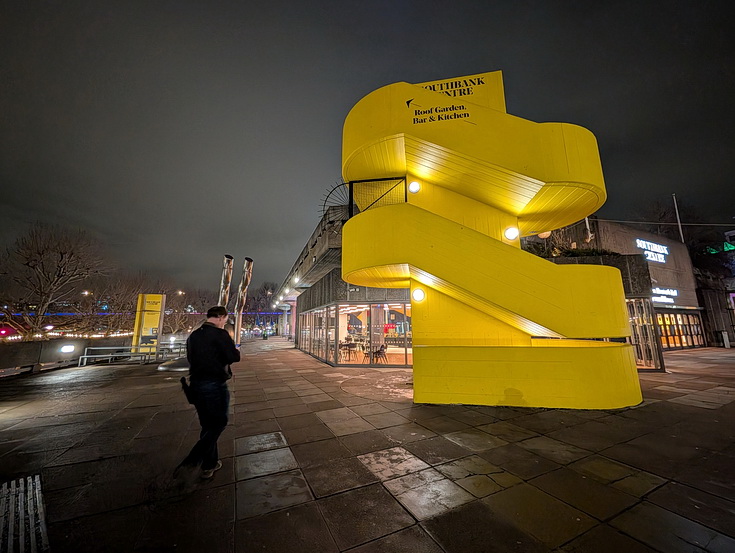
[201,460,223,479]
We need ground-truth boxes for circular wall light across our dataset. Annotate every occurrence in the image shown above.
[60,345,75,353]
[412,288,426,302]
[503,226,520,240]
[408,181,421,194]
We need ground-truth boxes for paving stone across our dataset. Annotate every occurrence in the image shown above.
[419,415,471,434]
[648,481,735,537]
[233,418,280,437]
[272,403,312,417]
[512,410,589,433]
[530,467,639,520]
[482,483,597,548]
[602,443,681,479]
[394,405,446,422]
[306,400,344,411]
[348,525,445,553]
[234,431,287,455]
[455,474,505,497]
[235,501,339,553]
[325,417,375,436]
[276,412,321,430]
[675,452,735,502]
[362,411,411,428]
[340,429,399,455]
[47,505,150,553]
[317,484,415,550]
[384,468,445,495]
[316,407,358,423]
[560,524,658,553]
[291,438,353,467]
[403,436,471,465]
[516,436,592,464]
[610,501,735,553]
[235,469,313,519]
[358,446,430,480]
[479,443,561,479]
[611,471,667,497]
[435,455,502,479]
[546,419,640,451]
[301,393,334,404]
[443,428,507,451]
[237,400,270,412]
[281,423,334,445]
[137,485,235,552]
[392,476,474,520]
[477,421,540,442]
[45,477,147,523]
[488,471,523,488]
[446,409,496,426]
[381,422,438,444]
[302,457,378,497]
[568,455,637,483]
[421,499,550,553]
[234,447,298,480]
[350,402,392,416]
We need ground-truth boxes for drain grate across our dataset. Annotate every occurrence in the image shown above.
[0,476,50,552]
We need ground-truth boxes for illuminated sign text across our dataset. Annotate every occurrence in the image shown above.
[636,239,669,263]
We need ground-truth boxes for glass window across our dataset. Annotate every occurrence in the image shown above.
[326,305,336,364]
[300,302,413,367]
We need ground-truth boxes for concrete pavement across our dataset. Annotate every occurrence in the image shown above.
[1,338,734,552]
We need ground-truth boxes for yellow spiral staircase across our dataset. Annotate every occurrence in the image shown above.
[341,72,642,409]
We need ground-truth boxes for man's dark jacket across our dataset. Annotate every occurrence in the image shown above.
[186,322,240,382]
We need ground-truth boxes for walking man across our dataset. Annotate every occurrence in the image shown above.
[178,305,240,478]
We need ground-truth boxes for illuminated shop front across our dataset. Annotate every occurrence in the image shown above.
[273,204,412,368]
[559,219,706,355]
[298,302,413,366]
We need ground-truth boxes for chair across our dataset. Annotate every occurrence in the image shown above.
[346,342,357,361]
[375,344,388,364]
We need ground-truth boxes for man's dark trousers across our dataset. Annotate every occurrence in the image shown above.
[181,380,230,470]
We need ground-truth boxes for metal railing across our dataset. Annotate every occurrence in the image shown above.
[77,342,186,366]
[348,177,406,218]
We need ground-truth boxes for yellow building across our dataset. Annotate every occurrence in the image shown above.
[340,72,642,409]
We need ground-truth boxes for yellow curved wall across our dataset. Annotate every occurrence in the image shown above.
[342,71,642,409]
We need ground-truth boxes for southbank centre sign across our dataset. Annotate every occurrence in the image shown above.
[636,238,669,263]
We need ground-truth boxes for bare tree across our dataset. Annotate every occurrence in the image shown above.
[247,281,278,327]
[0,223,108,340]
[93,272,151,335]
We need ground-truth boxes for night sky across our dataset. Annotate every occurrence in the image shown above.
[2,1,733,290]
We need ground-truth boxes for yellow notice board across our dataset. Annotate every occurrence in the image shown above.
[132,293,166,352]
